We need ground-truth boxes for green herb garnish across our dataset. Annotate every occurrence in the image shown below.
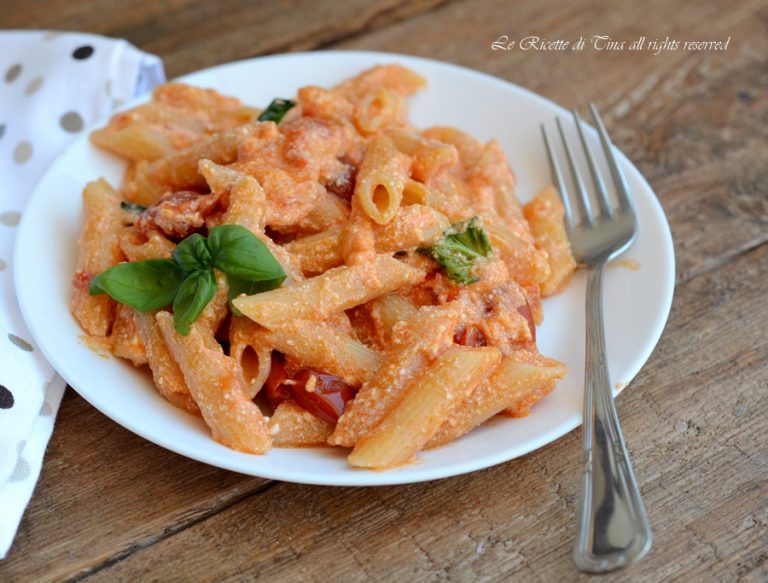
[120,201,147,214]
[89,225,286,334]
[419,216,492,285]
[257,98,296,123]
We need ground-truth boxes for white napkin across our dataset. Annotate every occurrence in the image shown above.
[0,30,165,559]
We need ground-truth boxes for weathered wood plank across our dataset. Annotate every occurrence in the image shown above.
[80,244,768,582]
[334,0,768,283]
[0,0,452,78]
[0,393,269,582]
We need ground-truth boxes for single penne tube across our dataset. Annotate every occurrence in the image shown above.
[229,316,273,398]
[156,311,271,454]
[426,351,566,448]
[269,401,334,447]
[484,220,550,286]
[90,122,176,162]
[371,204,449,252]
[119,227,175,262]
[263,319,381,385]
[335,64,427,101]
[110,304,147,366]
[284,227,344,276]
[200,159,267,233]
[298,85,354,124]
[329,300,468,447]
[294,188,349,233]
[134,311,199,415]
[466,140,532,241]
[387,129,459,182]
[524,186,577,296]
[295,204,448,272]
[348,345,502,469]
[340,198,378,265]
[122,122,278,206]
[352,89,405,135]
[367,293,418,346]
[354,135,410,225]
[422,126,483,175]
[233,254,425,329]
[71,178,124,337]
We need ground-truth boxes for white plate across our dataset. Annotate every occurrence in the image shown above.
[15,51,675,486]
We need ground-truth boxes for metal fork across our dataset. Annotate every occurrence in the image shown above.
[541,104,652,572]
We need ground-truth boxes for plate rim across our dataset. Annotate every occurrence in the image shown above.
[14,50,675,486]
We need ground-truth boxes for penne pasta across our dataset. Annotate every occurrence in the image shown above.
[234,254,425,329]
[72,66,576,468]
[353,135,410,225]
[229,316,273,399]
[71,179,124,337]
[426,351,566,448]
[110,304,147,366]
[262,319,381,386]
[348,346,502,469]
[123,122,278,206]
[156,311,271,454]
[353,89,405,135]
[329,300,468,447]
[524,186,577,296]
[269,401,334,447]
[134,311,199,415]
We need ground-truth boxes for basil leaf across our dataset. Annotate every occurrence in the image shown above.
[226,274,286,316]
[172,270,217,335]
[418,216,492,285]
[207,225,286,282]
[120,201,147,214]
[172,233,212,275]
[88,259,183,311]
[257,98,295,123]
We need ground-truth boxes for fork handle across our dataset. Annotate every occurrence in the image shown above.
[574,264,652,572]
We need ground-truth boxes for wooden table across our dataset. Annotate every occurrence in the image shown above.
[2,1,766,581]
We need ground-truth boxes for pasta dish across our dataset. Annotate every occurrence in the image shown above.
[70,64,576,470]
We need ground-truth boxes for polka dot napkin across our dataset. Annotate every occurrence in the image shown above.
[0,30,165,559]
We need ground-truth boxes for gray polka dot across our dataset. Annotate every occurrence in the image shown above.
[0,124,5,140]
[5,64,22,83]
[25,76,44,96]
[9,457,30,482]
[43,31,63,40]
[0,211,21,226]
[8,333,33,352]
[40,401,54,416]
[112,97,125,110]
[13,140,33,164]
[0,258,6,271]
[105,79,112,96]
[60,111,84,133]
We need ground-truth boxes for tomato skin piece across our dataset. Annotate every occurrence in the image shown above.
[291,370,356,424]
[264,355,292,407]
[263,354,356,423]
[453,325,488,347]
[517,299,536,343]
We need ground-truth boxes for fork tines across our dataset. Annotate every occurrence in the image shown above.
[541,104,633,230]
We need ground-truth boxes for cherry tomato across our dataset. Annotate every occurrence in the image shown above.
[291,370,356,424]
[263,354,356,423]
[454,325,488,347]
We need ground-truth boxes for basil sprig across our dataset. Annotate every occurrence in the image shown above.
[89,225,286,335]
[257,98,295,123]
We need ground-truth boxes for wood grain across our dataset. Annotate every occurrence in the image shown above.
[1,0,766,580]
